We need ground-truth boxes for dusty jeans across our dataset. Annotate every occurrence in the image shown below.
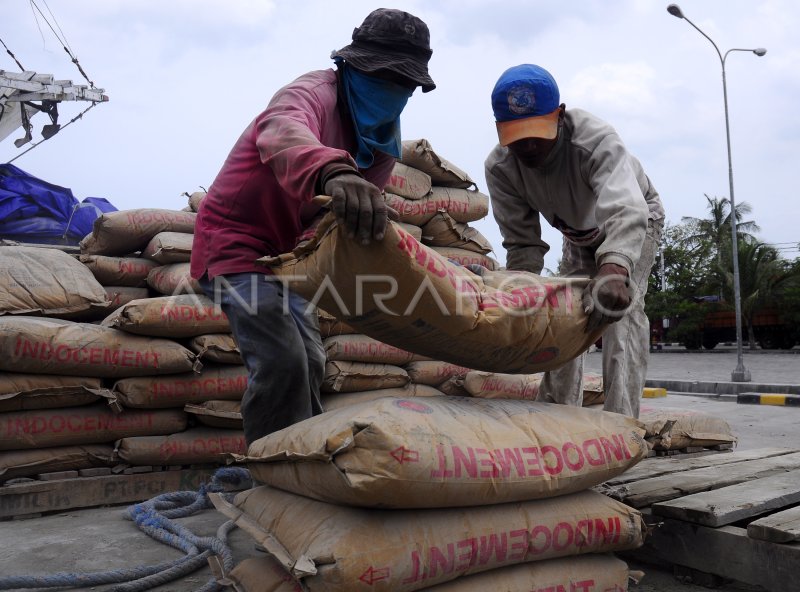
[200,273,324,445]
[538,220,663,417]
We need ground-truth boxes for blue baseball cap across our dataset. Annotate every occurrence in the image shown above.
[491,64,561,145]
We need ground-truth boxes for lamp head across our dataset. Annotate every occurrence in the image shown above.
[667,4,685,18]
[754,48,767,56]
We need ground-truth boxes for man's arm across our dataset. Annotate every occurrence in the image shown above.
[485,161,549,274]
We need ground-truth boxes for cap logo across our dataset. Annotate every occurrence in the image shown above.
[507,83,537,116]
[404,23,416,35]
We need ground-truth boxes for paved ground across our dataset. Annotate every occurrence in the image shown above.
[2,353,799,592]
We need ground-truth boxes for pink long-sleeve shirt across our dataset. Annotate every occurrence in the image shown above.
[191,69,395,280]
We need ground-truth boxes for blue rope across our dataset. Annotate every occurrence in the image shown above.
[0,466,252,591]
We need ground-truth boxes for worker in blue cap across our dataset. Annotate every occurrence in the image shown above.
[485,64,665,418]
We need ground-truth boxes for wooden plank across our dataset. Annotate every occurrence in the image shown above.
[627,514,800,592]
[652,469,800,526]
[604,451,800,508]
[0,469,214,519]
[748,506,800,543]
[604,446,795,486]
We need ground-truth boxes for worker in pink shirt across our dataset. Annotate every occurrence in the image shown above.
[191,9,435,444]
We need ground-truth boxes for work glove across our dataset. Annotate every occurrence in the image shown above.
[324,173,389,245]
[582,263,633,332]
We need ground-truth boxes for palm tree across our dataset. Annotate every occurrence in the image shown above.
[681,195,760,267]
[717,242,794,348]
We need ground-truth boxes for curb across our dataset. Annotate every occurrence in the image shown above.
[644,379,800,396]
[737,393,800,407]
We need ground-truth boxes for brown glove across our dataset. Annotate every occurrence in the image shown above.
[324,173,388,244]
[581,263,633,332]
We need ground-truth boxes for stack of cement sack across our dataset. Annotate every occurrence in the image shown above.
[0,214,246,484]
[638,404,737,451]
[213,395,649,591]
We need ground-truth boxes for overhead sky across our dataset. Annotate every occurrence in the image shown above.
[3,0,798,271]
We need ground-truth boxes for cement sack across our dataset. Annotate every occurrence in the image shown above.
[386,162,432,199]
[0,373,114,412]
[79,255,158,287]
[211,485,645,592]
[397,223,423,242]
[147,262,202,295]
[141,231,194,264]
[0,246,108,316]
[102,294,229,338]
[436,375,470,397]
[324,334,421,366]
[405,360,471,386]
[189,191,207,212]
[322,361,410,393]
[242,396,648,508]
[639,405,738,450]
[115,427,246,465]
[321,384,445,412]
[104,287,151,312]
[185,400,242,429]
[420,212,493,254]
[260,214,602,374]
[401,138,475,189]
[0,444,113,483]
[0,317,199,378]
[112,365,247,409]
[190,334,242,364]
[582,374,605,407]
[463,371,604,403]
[223,553,631,592]
[432,246,499,271]
[385,187,489,226]
[317,308,357,338]
[0,404,188,450]
[80,209,197,256]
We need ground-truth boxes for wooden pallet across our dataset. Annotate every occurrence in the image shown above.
[0,466,220,520]
[598,447,800,592]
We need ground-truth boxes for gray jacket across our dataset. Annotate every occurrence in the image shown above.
[485,108,664,274]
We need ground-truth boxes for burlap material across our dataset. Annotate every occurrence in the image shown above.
[400,139,475,189]
[386,162,432,200]
[0,317,198,378]
[385,187,489,226]
[259,214,602,374]
[79,209,196,256]
[184,400,242,429]
[189,334,242,365]
[317,308,357,338]
[79,255,158,287]
[112,365,247,409]
[211,485,645,592]
[322,361,410,393]
[0,373,113,412]
[241,396,648,508]
[0,404,187,450]
[321,385,444,412]
[147,262,202,295]
[462,371,604,404]
[405,360,471,386]
[115,427,246,465]
[420,212,493,254]
[432,246,499,272]
[188,191,207,213]
[102,294,229,338]
[639,405,738,450]
[324,335,421,366]
[0,246,108,316]
[141,231,194,264]
[0,444,113,482]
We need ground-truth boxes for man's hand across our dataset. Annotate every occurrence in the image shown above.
[324,174,388,244]
[582,263,632,332]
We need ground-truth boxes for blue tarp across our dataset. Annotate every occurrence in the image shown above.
[0,164,116,245]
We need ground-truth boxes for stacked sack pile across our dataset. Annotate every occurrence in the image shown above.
[0,209,247,484]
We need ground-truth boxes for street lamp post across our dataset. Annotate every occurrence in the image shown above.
[667,4,766,382]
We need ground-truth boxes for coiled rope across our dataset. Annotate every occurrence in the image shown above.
[0,466,252,591]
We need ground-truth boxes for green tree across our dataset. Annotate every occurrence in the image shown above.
[717,242,797,349]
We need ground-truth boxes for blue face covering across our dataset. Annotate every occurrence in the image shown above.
[338,62,414,169]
